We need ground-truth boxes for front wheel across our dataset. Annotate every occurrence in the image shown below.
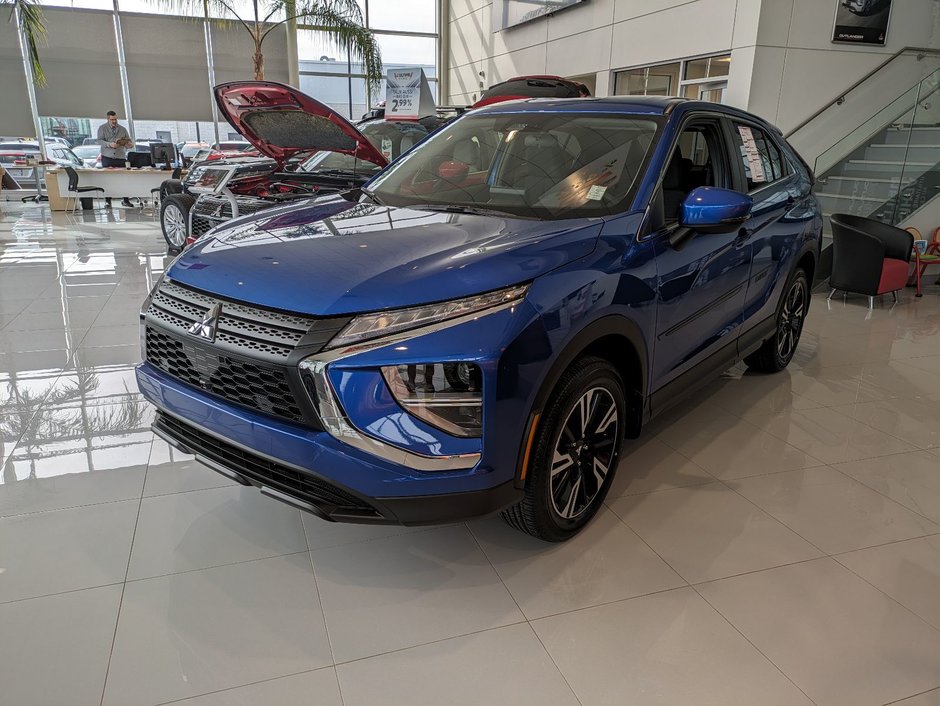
[745,268,809,373]
[501,357,625,542]
[160,194,195,251]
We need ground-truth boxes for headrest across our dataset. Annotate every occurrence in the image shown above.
[523,133,560,149]
[453,141,479,165]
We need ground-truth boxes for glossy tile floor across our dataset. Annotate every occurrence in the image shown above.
[2,202,940,706]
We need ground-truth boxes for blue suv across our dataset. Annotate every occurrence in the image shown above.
[137,88,821,541]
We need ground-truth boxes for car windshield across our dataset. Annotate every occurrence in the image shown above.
[72,145,100,159]
[0,143,40,152]
[300,120,429,176]
[367,112,661,220]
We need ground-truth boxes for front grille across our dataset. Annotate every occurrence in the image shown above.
[155,412,380,517]
[146,327,305,422]
[143,279,351,427]
[191,194,270,238]
[147,280,347,360]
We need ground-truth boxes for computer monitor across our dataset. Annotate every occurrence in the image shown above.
[150,143,176,170]
[127,151,152,168]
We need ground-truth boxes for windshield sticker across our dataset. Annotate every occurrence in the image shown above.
[381,137,394,161]
[737,126,766,182]
[587,185,607,200]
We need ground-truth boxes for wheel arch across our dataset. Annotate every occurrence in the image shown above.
[513,314,649,487]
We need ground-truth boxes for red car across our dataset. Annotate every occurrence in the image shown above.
[472,75,591,108]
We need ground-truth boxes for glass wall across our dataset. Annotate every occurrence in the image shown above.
[23,0,442,147]
[614,54,731,104]
[298,0,439,120]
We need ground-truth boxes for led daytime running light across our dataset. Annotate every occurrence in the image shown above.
[328,284,528,350]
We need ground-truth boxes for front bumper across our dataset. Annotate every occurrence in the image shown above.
[137,361,522,525]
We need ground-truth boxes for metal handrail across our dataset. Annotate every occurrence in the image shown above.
[785,46,940,137]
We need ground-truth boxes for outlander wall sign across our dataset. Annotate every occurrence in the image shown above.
[832,0,893,45]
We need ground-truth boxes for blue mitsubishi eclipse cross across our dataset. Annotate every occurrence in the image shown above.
[137,83,821,541]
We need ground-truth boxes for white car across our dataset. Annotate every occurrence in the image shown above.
[72,144,102,168]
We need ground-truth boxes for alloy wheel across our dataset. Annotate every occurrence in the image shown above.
[550,386,619,520]
[163,204,187,248]
[777,278,806,361]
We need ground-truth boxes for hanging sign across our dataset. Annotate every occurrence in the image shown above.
[385,68,436,120]
[832,0,892,45]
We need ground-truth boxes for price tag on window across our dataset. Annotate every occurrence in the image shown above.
[385,68,436,120]
[737,125,766,183]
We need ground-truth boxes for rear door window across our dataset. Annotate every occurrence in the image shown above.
[730,123,790,192]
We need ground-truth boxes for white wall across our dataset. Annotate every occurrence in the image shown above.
[448,0,940,152]
[447,0,762,105]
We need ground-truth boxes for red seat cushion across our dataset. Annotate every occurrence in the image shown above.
[878,258,910,294]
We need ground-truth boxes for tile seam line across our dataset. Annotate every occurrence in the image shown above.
[830,550,940,637]
[690,580,820,706]
[124,549,312,584]
[883,686,940,705]
[825,462,940,528]
[152,666,339,706]
[302,512,342,685]
[0,580,126,607]
[97,436,150,706]
[464,522,586,706]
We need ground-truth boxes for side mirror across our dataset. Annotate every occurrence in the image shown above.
[679,187,752,234]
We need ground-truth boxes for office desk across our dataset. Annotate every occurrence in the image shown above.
[46,167,181,211]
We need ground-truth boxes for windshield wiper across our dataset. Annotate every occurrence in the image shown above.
[311,168,368,177]
[412,204,509,218]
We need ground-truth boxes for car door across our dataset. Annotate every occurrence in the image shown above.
[725,119,806,338]
[649,115,752,397]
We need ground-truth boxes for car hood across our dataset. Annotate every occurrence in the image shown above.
[214,81,389,168]
[166,195,605,317]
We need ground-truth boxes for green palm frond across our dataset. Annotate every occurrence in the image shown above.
[6,0,48,87]
[274,1,383,92]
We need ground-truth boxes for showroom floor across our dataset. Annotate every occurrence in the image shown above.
[1,201,940,706]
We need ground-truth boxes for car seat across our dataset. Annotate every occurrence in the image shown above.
[662,155,694,220]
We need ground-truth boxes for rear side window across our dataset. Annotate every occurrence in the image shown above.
[730,124,790,192]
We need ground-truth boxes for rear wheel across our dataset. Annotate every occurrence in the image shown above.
[501,357,625,542]
[745,268,809,373]
[160,194,195,251]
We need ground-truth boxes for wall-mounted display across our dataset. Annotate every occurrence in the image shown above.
[492,0,585,31]
[832,0,892,45]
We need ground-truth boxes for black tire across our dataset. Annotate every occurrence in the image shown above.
[745,268,809,373]
[160,193,195,251]
[160,178,184,200]
[501,357,626,542]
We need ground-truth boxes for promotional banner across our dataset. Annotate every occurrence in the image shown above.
[385,68,436,121]
[832,0,892,45]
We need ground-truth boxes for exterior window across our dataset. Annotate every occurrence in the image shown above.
[614,54,730,104]
[730,123,790,192]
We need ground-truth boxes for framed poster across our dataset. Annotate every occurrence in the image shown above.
[832,0,892,45]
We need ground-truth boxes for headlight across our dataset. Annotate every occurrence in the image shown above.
[327,284,528,350]
[383,363,483,437]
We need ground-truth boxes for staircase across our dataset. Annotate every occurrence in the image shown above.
[786,49,940,244]
[814,124,940,230]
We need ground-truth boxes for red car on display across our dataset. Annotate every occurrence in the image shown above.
[159,82,467,251]
[472,75,591,108]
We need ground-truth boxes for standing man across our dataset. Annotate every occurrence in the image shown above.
[96,111,133,207]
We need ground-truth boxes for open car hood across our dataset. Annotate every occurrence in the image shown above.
[214,81,389,168]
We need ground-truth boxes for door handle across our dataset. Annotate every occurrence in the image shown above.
[734,227,752,246]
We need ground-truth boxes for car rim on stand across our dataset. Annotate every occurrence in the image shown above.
[164,205,186,248]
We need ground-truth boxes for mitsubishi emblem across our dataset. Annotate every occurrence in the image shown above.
[188,302,221,341]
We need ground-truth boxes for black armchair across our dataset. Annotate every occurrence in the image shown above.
[63,166,105,212]
[828,213,913,308]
